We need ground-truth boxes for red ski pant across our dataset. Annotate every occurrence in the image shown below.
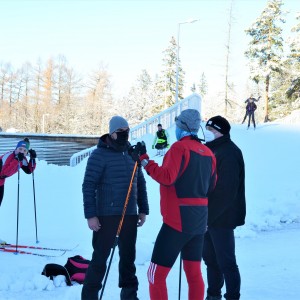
[147,223,205,300]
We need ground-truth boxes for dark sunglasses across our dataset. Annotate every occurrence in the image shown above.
[115,128,129,133]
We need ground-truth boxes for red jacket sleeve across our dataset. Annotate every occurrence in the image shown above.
[0,152,19,178]
[144,143,185,186]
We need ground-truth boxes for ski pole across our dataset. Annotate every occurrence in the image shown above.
[31,159,39,243]
[99,161,138,300]
[15,163,20,254]
[178,253,182,300]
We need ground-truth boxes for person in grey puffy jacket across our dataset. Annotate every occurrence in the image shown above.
[81,116,149,300]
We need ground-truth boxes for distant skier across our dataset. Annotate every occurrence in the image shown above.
[152,124,169,155]
[0,138,37,206]
[241,96,260,129]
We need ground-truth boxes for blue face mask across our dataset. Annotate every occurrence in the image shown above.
[176,127,183,140]
[204,129,215,142]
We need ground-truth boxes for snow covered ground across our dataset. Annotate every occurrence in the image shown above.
[0,122,300,300]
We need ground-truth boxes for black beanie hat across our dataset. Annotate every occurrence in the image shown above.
[206,115,231,135]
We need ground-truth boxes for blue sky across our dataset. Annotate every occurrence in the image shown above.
[1,0,299,98]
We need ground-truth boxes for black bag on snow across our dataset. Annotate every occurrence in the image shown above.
[42,263,72,286]
[64,255,90,284]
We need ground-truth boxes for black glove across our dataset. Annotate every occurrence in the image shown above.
[29,149,37,159]
[128,141,147,162]
[128,144,140,162]
[137,141,147,155]
[15,152,24,161]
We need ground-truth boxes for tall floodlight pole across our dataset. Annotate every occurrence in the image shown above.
[175,19,200,103]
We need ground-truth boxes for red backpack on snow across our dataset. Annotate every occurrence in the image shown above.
[64,255,90,284]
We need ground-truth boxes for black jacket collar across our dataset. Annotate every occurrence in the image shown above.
[98,134,130,152]
[205,134,231,149]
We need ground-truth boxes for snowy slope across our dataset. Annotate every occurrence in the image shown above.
[0,122,300,300]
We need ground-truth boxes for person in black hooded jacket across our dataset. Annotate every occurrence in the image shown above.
[81,116,149,300]
[203,115,246,300]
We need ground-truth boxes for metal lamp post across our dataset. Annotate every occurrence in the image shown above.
[175,19,200,103]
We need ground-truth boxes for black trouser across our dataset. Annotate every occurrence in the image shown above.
[242,111,256,128]
[0,185,4,206]
[155,141,168,150]
[241,112,248,124]
[247,112,256,128]
[203,228,241,300]
[151,223,204,267]
[81,215,139,300]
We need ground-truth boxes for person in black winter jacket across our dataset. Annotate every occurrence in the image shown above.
[203,116,246,300]
[241,96,260,129]
[81,116,149,300]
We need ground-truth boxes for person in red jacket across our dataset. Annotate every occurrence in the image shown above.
[130,109,217,300]
[0,138,37,206]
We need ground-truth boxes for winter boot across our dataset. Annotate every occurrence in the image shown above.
[224,292,240,300]
[120,287,139,300]
[205,295,222,300]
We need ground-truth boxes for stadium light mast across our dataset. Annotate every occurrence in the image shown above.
[175,19,200,103]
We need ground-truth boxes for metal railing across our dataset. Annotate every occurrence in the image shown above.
[69,145,97,167]
[129,93,201,141]
[69,93,201,166]
[0,134,98,166]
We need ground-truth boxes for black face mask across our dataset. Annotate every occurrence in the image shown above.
[115,131,129,145]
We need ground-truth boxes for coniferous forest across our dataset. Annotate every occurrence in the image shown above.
[0,0,299,135]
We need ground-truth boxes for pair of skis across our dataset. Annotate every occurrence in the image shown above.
[153,153,165,157]
[0,243,78,257]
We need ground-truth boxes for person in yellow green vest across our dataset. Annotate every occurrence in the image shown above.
[152,124,169,155]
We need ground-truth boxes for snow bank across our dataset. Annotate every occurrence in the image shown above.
[0,122,299,299]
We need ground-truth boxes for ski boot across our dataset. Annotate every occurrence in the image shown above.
[205,295,222,300]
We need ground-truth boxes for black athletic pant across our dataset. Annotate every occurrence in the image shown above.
[247,112,256,128]
[203,228,241,300]
[81,215,139,300]
[241,112,248,124]
[155,141,168,150]
[242,111,256,128]
[0,185,4,206]
[151,223,204,267]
